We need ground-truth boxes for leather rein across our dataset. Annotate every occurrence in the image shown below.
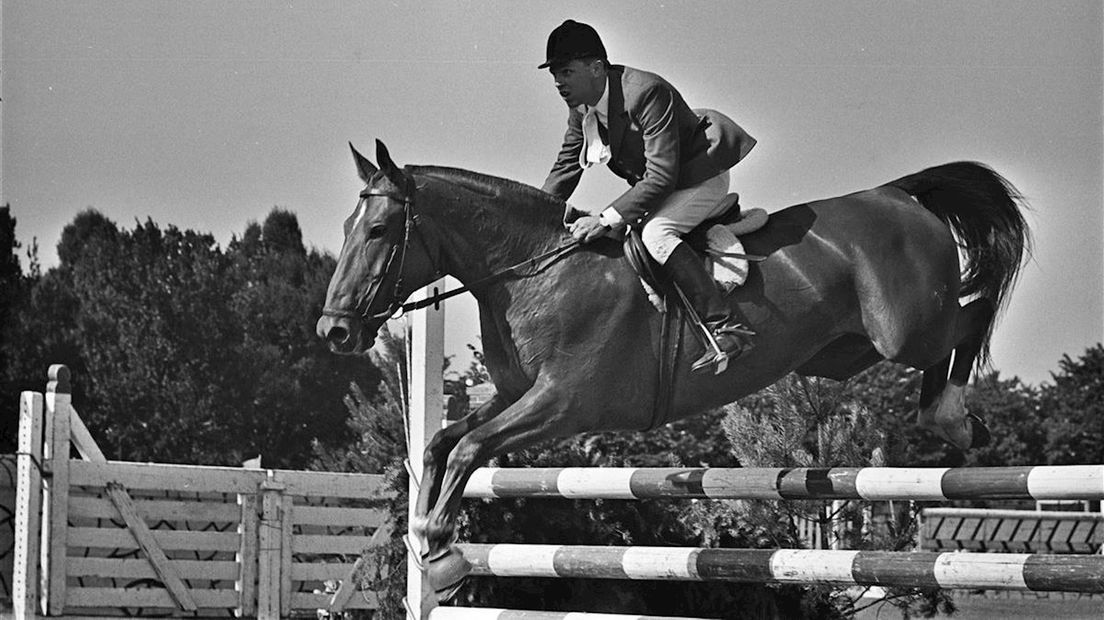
[322,186,582,324]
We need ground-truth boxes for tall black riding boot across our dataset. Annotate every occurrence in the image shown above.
[663,242,752,372]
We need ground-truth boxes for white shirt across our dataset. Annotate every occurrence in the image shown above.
[577,87,624,227]
[577,85,611,170]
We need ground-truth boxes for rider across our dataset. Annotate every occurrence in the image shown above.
[539,19,757,372]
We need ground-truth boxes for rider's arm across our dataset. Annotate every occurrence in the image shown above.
[541,106,585,201]
[603,80,680,224]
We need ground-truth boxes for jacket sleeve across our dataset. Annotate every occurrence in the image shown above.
[540,107,585,201]
[606,82,680,223]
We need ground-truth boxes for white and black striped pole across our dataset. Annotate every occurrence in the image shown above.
[463,465,1104,501]
[456,543,1104,593]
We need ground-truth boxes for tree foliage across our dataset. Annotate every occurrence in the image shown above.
[1039,345,1104,464]
[0,208,380,467]
[0,205,40,451]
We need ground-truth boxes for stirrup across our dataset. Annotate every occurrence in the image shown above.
[717,323,755,338]
[691,320,753,374]
[691,348,729,374]
[690,330,746,374]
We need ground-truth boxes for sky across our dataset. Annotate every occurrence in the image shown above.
[2,1,1101,386]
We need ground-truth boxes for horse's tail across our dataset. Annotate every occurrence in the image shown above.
[887,161,1031,365]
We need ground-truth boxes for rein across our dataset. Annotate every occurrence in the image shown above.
[398,240,582,314]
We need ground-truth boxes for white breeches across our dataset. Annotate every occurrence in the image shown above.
[640,170,731,264]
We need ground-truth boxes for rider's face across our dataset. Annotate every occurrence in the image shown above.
[550,59,606,108]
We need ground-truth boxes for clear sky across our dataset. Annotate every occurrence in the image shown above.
[3,1,1101,386]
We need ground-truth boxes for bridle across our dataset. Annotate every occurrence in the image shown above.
[322,179,584,327]
[321,185,439,323]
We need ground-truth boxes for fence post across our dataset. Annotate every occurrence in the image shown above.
[237,459,263,617]
[279,491,293,618]
[257,479,286,620]
[14,391,44,620]
[237,491,259,617]
[407,283,446,620]
[42,365,72,616]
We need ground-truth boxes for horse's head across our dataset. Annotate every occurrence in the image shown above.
[316,140,438,354]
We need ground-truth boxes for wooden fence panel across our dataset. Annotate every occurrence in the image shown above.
[272,469,391,499]
[69,461,265,495]
[67,557,241,581]
[65,586,240,609]
[13,366,392,619]
[922,508,1104,553]
[69,495,242,522]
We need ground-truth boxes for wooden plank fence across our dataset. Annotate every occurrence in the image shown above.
[922,507,1104,554]
[11,365,394,619]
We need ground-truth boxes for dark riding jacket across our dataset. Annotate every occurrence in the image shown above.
[541,64,756,225]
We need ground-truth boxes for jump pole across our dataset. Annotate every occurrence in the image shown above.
[456,543,1104,593]
[430,609,714,620]
[464,465,1104,501]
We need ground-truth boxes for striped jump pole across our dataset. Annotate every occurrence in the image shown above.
[430,608,713,620]
[464,465,1104,501]
[457,543,1104,594]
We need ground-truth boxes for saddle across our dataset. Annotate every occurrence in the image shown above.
[623,193,768,306]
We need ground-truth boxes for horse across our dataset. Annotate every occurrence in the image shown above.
[316,140,1030,599]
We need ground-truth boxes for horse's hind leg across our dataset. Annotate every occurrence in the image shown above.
[917,298,995,450]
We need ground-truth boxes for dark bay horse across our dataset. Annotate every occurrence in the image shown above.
[316,140,1029,598]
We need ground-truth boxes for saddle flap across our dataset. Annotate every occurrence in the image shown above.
[624,230,670,300]
[624,195,769,303]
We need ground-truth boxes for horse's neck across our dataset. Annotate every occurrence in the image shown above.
[417,171,567,283]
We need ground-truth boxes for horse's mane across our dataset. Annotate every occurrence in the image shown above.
[406,165,565,229]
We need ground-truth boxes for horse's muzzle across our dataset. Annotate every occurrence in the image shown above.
[316,314,374,354]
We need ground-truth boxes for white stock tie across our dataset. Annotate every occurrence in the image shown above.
[580,108,611,169]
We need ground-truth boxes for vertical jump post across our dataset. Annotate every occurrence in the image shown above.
[406,283,447,620]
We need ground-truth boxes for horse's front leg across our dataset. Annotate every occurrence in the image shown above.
[422,381,581,601]
[411,395,510,554]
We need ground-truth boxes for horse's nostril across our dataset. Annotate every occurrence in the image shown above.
[327,326,349,344]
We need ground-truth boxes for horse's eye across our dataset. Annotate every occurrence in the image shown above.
[368,225,387,239]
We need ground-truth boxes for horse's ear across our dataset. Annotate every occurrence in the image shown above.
[376,140,396,171]
[375,139,407,187]
[350,142,377,183]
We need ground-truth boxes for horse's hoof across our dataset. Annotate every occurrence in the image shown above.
[426,547,472,603]
[967,413,991,448]
[434,577,468,604]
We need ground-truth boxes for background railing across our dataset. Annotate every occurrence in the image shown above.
[10,365,393,619]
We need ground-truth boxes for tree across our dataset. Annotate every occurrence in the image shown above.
[0,205,40,451]
[223,208,380,467]
[2,208,380,468]
[960,372,1045,467]
[1039,345,1104,464]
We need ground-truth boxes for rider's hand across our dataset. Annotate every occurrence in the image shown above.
[569,215,610,243]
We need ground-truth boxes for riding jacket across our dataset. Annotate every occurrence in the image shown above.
[541,64,756,225]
